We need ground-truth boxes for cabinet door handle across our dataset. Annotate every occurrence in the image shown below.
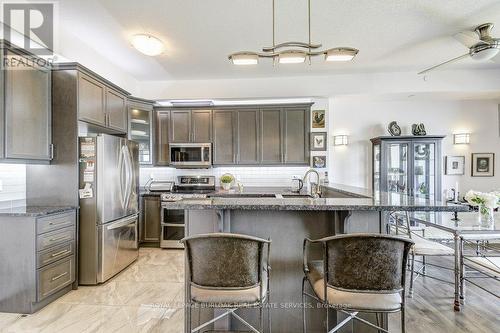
[51,272,68,282]
[51,249,71,258]
[49,234,69,242]
[48,220,69,226]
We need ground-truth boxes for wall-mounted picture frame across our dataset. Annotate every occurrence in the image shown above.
[445,156,465,175]
[312,110,325,129]
[471,153,495,177]
[312,155,327,168]
[311,132,327,151]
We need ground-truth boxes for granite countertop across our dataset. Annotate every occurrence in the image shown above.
[161,192,469,212]
[0,206,77,217]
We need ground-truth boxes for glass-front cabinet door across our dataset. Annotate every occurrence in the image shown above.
[385,142,409,195]
[373,144,381,193]
[412,142,436,199]
[128,104,153,165]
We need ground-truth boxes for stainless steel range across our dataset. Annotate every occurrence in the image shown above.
[160,176,215,248]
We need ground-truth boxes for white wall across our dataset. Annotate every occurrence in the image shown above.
[329,99,500,197]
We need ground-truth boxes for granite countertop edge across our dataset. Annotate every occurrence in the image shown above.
[161,200,469,212]
[0,206,77,217]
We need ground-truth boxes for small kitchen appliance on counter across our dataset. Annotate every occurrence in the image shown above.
[159,176,215,248]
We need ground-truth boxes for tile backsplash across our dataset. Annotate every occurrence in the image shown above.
[140,166,314,188]
[0,164,26,208]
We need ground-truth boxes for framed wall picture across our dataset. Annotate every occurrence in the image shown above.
[312,155,327,168]
[445,156,465,175]
[311,132,327,151]
[471,153,495,177]
[312,110,325,129]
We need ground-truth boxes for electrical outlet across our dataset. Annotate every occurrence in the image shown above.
[0,179,3,191]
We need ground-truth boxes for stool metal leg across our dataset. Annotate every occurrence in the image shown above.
[325,304,329,333]
[409,252,415,297]
[302,276,307,333]
[268,291,272,333]
[259,306,264,333]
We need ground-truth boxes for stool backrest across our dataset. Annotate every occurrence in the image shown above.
[182,233,270,288]
[324,234,413,293]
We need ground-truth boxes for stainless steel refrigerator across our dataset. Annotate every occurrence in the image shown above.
[78,134,139,285]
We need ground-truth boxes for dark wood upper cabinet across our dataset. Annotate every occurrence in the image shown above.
[170,110,191,142]
[260,108,283,164]
[191,110,212,142]
[105,88,127,132]
[1,45,52,162]
[77,73,106,127]
[71,65,129,134]
[283,108,309,164]
[213,110,236,165]
[236,110,260,164]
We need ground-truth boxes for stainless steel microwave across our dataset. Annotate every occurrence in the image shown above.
[169,143,212,168]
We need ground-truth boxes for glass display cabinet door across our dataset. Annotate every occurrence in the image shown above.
[412,142,436,199]
[373,144,381,193]
[386,142,409,195]
[129,109,152,164]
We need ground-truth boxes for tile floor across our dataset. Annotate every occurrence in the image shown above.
[0,248,498,333]
[0,248,184,333]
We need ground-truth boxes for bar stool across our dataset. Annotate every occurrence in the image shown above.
[181,233,271,333]
[302,234,413,333]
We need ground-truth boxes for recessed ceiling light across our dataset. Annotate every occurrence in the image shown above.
[131,34,164,56]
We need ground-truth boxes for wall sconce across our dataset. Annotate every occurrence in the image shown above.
[453,133,470,145]
[334,135,348,146]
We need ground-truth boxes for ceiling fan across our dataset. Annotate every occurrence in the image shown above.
[418,23,500,74]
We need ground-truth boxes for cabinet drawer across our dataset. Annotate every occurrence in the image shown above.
[37,256,75,301]
[37,226,75,252]
[37,211,75,235]
[37,241,75,268]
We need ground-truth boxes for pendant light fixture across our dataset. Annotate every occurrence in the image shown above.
[228,0,358,65]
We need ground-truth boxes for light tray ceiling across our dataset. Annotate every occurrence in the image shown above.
[61,0,500,80]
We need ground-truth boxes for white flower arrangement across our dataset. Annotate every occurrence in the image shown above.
[465,190,499,215]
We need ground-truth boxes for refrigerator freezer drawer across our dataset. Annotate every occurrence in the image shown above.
[97,214,139,283]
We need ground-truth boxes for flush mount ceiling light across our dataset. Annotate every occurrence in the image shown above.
[228,0,359,65]
[131,34,164,56]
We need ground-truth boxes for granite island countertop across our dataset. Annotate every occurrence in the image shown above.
[161,192,469,212]
[0,206,77,217]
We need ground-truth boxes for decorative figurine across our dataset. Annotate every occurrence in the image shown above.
[412,123,427,136]
[387,121,402,136]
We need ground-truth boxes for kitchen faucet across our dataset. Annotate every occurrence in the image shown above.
[302,169,321,198]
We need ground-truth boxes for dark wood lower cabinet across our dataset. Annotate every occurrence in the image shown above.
[140,196,161,243]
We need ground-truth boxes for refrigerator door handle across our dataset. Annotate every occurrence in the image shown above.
[122,145,133,210]
[118,146,126,210]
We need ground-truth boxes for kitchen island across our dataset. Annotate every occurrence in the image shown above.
[163,186,468,333]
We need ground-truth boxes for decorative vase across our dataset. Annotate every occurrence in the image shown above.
[478,204,494,228]
[221,182,231,191]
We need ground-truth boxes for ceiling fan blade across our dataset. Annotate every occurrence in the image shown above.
[453,31,480,48]
[418,53,470,75]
